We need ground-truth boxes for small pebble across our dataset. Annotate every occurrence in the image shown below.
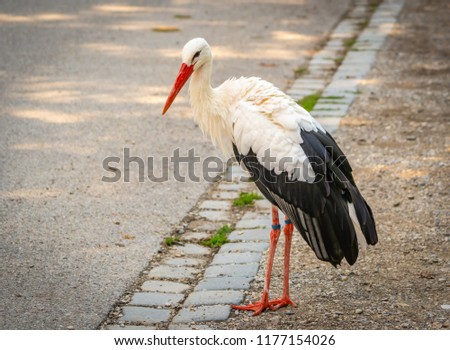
[355,309,363,314]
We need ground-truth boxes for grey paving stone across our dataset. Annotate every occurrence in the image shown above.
[220,242,269,253]
[195,276,254,291]
[313,103,348,111]
[217,183,248,191]
[105,325,157,330]
[289,87,323,97]
[313,106,349,116]
[326,79,360,90]
[292,79,326,88]
[190,222,218,232]
[320,93,354,103]
[240,211,264,220]
[184,290,244,306]
[149,265,200,279]
[199,200,232,210]
[172,305,231,323]
[228,228,270,242]
[314,116,342,134]
[309,57,337,66]
[325,39,346,48]
[212,252,262,265]
[254,199,272,211]
[130,292,184,306]
[212,191,240,200]
[163,257,205,267]
[168,323,213,330]
[204,263,259,278]
[181,231,210,241]
[141,280,190,294]
[119,306,171,324]
[175,243,210,256]
[198,210,230,221]
[235,218,270,229]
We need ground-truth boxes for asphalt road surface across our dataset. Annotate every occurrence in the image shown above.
[0,0,350,329]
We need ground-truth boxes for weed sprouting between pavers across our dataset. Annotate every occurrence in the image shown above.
[293,66,308,78]
[232,192,263,207]
[297,92,322,112]
[164,236,181,246]
[202,225,233,248]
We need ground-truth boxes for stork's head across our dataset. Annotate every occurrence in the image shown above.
[162,38,211,115]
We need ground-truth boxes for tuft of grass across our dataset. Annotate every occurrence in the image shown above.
[202,225,233,248]
[343,37,357,49]
[232,192,263,207]
[293,66,308,78]
[164,236,180,246]
[334,56,344,64]
[297,92,322,112]
[152,26,180,33]
[322,95,345,100]
[174,14,191,19]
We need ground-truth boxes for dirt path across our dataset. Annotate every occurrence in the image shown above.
[213,0,449,330]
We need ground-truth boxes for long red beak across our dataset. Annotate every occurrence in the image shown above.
[162,63,194,115]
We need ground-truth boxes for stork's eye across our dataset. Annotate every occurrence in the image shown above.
[192,50,201,62]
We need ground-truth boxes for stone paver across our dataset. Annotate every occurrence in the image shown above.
[228,228,270,242]
[204,263,259,278]
[106,325,157,330]
[198,210,230,221]
[141,280,190,294]
[163,257,205,267]
[254,200,272,211]
[220,242,269,253]
[182,232,210,241]
[235,218,271,229]
[184,290,244,306]
[174,244,210,256]
[212,191,240,200]
[130,292,184,306]
[199,200,232,210]
[195,276,254,291]
[217,183,248,191]
[119,306,171,324]
[168,324,213,330]
[172,305,231,323]
[211,252,262,265]
[149,265,200,279]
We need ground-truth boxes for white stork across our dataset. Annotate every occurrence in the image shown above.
[162,38,377,315]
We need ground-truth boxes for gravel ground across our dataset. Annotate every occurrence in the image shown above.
[0,0,351,329]
[210,0,450,330]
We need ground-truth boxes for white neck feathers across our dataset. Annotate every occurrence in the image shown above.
[189,61,233,156]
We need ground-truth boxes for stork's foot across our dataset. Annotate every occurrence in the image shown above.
[268,295,296,310]
[232,292,271,316]
[232,292,296,316]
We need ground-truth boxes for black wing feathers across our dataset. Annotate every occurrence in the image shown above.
[233,128,377,266]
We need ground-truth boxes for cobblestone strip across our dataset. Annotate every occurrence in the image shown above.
[287,0,405,133]
[101,0,405,330]
[287,0,375,103]
[102,164,255,330]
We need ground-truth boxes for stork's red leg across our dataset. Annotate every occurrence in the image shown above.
[232,206,281,316]
[269,217,297,310]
